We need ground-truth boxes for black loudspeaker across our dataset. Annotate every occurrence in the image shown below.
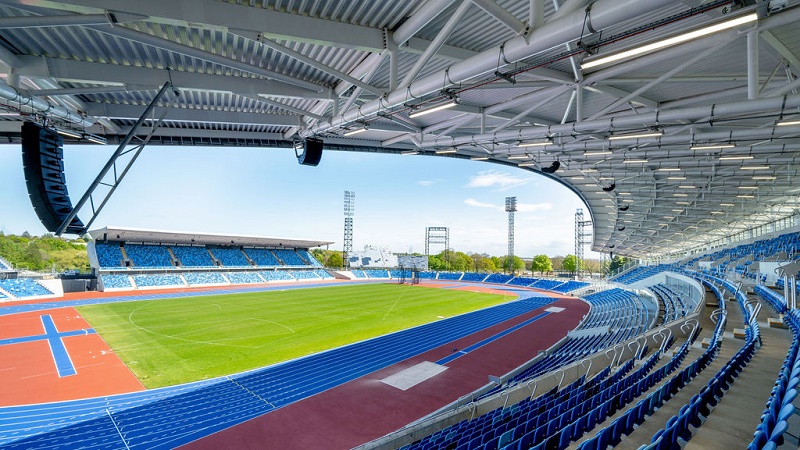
[541,160,560,174]
[297,137,323,166]
[21,122,85,234]
[602,182,616,192]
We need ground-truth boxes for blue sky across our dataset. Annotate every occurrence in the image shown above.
[0,144,599,258]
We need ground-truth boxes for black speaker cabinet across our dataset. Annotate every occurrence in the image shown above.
[298,137,323,166]
[21,122,85,234]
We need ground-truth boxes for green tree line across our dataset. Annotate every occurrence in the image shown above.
[0,232,89,272]
[312,247,625,275]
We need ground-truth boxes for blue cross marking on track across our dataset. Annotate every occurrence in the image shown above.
[0,314,95,377]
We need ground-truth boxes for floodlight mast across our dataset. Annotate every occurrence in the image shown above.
[575,208,592,279]
[343,191,355,268]
[506,197,517,273]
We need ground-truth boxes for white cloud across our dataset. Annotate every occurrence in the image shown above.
[465,170,530,191]
[464,198,502,211]
[417,180,435,186]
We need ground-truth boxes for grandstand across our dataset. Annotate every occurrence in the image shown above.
[88,227,333,291]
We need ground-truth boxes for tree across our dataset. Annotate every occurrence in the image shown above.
[477,258,497,273]
[583,258,602,274]
[562,254,578,273]
[502,255,525,273]
[326,252,343,268]
[608,255,630,274]
[531,254,553,275]
[311,248,326,265]
[428,255,447,271]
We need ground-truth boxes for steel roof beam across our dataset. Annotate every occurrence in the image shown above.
[304,0,678,136]
[85,24,324,93]
[470,0,529,35]
[83,103,303,127]
[761,30,800,73]
[400,0,473,89]
[13,56,332,100]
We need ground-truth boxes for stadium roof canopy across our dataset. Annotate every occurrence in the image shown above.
[87,226,333,249]
[1,0,799,258]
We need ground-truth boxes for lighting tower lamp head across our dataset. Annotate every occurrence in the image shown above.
[505,196,517,212]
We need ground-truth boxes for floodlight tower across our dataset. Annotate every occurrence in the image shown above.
[343,191,355,268]
[506,197,517,273]
[575,208,592,278]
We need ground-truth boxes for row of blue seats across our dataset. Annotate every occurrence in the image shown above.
[0,278,54,298]
[409,332,696,450]
[480,288,654,400]
[639,272,760,448]
[406,361,626,450]
[95,242,317,269]
[101,270,334,289]
[751,286,797,448]
[649,284,691,325]
[581,277,726,449]
[0,295,555,448]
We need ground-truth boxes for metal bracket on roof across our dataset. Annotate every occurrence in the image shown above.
[55,81,179,235]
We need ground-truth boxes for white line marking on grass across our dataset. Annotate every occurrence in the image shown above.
[382,284,412,321]
[125,306,253,349]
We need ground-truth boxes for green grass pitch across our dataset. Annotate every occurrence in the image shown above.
[77,283,512,388]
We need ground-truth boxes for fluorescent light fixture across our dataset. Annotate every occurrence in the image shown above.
[737,194,755,198]
[517,139,552,147]
[570,176,586,180]
[581,13,758,69]
[584,150,612,156]
[581,168,598,173]
[434,148,458,154]
[662,216,673,219]
[56,128,83,139]
[517,162,537,167]
[675,201,690,205]
[777,119,800,126]
[719,155,754,160]
[343,125,367,136]
[740,165,769,170]
[721,203,735,207]
[752,176,777,180]
[409,98,458,118]
[622,199,635,203]
[690,143,735,150]
[672,209,684,213]
[609,131,662,141]
[470,156,489,161]
[84,134,107,145]
[605,205,615,208]
[673,193,688,197]
[507,154,529,160]
[667,176,687,180]
[599,177,615,180]
[677,185,696,189]
[710,211,724,215]
[623,159,648,163]
[400,150,419,156]
[738,186,758,190]
[657,167,681,171]
[618,192,631,196]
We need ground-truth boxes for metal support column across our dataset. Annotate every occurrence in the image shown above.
[56,81,179,235]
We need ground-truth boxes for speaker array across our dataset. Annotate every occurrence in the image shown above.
[21,122,85,234]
